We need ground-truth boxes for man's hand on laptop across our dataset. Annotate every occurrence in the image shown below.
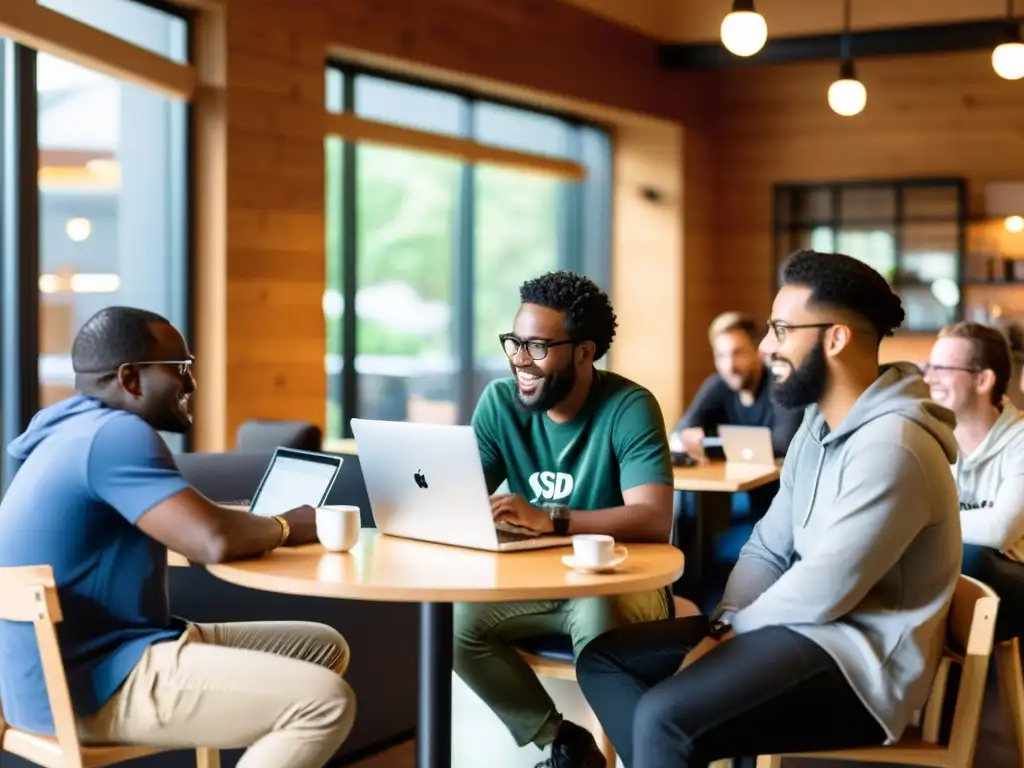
[491,494,553,534]
[278,504,318,545]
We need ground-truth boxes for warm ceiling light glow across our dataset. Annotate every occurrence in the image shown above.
[65,217,91,242]
[38,273,122,294]
[1007,215,1024,233]
[993,41,1024,80]
[84,158,122,187]
[70,273,121,293]
[720,1,767,57]
[828,61,867,116]
[38,274,60,293]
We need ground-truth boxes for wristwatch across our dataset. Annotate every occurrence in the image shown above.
[543,503,571,535]
[708,608,733,640]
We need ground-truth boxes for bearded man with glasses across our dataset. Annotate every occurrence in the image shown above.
[0,306,356,768]
[457,271,675,768]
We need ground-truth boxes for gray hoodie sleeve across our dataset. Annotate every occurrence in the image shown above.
[729,440,931,633]
[717,456,796,613]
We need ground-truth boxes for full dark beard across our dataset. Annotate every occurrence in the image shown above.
[771,339,828,410]
[514,363,577,413]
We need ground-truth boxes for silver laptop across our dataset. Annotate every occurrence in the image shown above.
[717,425,775,467]
[248,447,344,517]
[350,418,573,552]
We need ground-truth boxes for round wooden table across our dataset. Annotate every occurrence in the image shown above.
[206,529,684,768]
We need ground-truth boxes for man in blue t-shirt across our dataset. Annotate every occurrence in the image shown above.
[0,307,355,768]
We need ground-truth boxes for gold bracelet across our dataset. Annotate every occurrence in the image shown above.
[272,515,290,548]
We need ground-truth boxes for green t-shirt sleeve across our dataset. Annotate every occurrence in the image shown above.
[471,382,508,493]
[612,389,673,491]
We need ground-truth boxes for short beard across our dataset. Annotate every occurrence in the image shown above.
[771,338,828,410]
[514,363,577,413]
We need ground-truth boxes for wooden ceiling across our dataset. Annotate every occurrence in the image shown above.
[559,0,1011,42]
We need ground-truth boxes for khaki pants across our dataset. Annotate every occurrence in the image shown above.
[78,621,356,768]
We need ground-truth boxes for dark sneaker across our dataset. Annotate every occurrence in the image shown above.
[534,720,607,768]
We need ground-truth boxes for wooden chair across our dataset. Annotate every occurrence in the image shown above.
[994,636,1024,765]
[755,574,999,768]
[516,636,618,767]
[0,565,220,768]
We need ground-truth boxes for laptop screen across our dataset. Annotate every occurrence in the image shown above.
[250,449,342,517]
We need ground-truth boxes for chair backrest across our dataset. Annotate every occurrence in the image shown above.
[938,574,999,765]
[0,565,85,767]
[234,419,321,453]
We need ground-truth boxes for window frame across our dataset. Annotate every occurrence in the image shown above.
[325,60,614,435]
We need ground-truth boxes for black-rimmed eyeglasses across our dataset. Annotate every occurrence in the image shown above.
[499,334,574,361]
[766,320,836,343]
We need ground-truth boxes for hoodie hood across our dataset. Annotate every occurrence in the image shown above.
[7,395,108,461]
[959,402,1024,470]
[807,361,958,463]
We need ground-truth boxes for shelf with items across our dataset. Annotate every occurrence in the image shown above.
[965,217,1024,285]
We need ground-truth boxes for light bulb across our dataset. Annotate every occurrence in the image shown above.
[1006,215,1024,233]
[993,41,1024,80]
[828,77,867,116]
[720,11,767,57]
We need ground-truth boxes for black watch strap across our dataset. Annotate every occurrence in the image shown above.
[545,503,570,535]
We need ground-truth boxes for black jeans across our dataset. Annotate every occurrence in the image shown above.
[576,616,886,768]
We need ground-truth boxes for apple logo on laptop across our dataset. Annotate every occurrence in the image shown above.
[414,470,428,489]
[741,448,754,461]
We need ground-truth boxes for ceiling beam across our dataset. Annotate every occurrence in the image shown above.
[659,19,1016,70]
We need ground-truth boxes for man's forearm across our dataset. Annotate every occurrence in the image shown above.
[566,504,672,542]
[207,505,287,563]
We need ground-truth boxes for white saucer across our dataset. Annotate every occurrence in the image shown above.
[562,551,628,574]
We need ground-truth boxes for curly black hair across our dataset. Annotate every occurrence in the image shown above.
[519,271,618,360]
[780,249,905,340]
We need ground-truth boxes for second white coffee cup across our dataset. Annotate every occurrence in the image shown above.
[316,505,361,552]
[572,534,626,567]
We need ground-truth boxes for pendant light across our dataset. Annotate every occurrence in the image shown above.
[827,0,867,116]
[720,0,768,57]
[993,0,1024,80]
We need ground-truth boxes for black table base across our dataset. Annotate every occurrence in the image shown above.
[418,601,453,768]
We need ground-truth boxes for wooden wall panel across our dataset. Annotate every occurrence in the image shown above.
[703,50,1024,364]
[218,3,330,446]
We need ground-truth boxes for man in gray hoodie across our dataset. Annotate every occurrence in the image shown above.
[576,250,962,768]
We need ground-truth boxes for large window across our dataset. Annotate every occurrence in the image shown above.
[1,0,191,484]
[774,180,967,332]
[325,66,612,438]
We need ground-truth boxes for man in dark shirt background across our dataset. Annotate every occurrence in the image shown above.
[670,311,802,462]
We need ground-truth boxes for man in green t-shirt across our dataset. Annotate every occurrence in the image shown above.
[457,271,674,768]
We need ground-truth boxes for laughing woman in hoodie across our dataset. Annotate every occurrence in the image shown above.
[925,320,1024,639]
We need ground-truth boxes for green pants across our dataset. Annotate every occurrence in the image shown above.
[453,588,670,747]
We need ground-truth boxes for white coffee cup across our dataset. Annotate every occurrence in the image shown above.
[572,534,626,567]
[316,505,361,552]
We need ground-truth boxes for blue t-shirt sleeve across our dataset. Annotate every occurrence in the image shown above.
[86,415,191,525]
[613,390,674,491]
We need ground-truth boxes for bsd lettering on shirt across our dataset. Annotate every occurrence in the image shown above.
[528,471,574,503]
